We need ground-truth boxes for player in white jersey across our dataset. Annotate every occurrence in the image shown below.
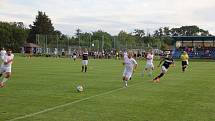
[0,49,14,88]
[142,52,154,77]
[122,51,138,87]
[0,48,6,61]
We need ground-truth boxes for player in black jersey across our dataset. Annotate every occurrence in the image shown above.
[81,49,88,72]
[153,55,175,83]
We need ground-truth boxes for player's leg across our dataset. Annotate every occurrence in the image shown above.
[153,66,167,83]
[148,68,152,77]
[182,61,187,72]
[142,64,148,77]
[84,60,88,72]
[148,64,154,77]
[0,70,11,88]
[0,67,5,87]
[122,70,130,87]
[81,60,84,72]
[84,65,87,72]
[182,61,185,72]
[81,66,84,72]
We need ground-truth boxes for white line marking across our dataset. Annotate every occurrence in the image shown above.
[8,81,144,121]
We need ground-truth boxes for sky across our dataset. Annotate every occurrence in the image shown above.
[1,0,215,35]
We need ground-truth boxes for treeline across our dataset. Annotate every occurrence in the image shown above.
[0,22,29,51]
[0,11,213,52]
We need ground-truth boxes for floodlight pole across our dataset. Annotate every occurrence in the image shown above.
[57,35,59,51]
[79,34,80,48]
[102,35,104,51]
[89,35,91,50]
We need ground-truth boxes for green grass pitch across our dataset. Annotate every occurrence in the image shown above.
[0,56,215,121]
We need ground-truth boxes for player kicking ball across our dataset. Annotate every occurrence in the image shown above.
[142,51,154,77]
[122,51,137,87]
[0,49,14,88]
[153,54,175,83]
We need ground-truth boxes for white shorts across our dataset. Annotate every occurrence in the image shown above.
[73,55,77,58]
[123,69,133,79]
[0,66,12,73]
[82,60,88,66]
[161,66,168,73]
[145,63,154,70]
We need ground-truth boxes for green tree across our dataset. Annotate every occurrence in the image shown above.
[91,30,112,51]
[0,21,28,52]
[133,29,145,46]
[28,11,55,43]
[118,31,136,49]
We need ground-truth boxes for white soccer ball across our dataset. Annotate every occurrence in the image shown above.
[76,85,84,92]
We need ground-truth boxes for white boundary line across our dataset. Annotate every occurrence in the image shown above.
[8,81,144,121]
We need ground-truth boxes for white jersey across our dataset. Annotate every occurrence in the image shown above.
[124,52,128,61]
[1,54,14,68]
[0,50,6,60]
[124,54,137,72]
[146,53,154,64]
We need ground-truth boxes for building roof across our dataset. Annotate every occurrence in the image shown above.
[23,43,40,48]
[172,36,215,41]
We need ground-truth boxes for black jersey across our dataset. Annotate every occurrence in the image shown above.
[162,57,174,69]
[82,52,88,60]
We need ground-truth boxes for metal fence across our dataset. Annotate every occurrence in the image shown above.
[35,34,163,56]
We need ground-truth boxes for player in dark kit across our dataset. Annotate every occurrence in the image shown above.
[81,49,88,72]
[153,55,175,83]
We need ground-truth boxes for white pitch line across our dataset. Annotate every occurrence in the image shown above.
[8,81,144,121]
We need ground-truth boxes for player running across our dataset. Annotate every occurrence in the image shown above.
[153,55,175,83]
[81,49,88,72]
[0,49,14,88]
[142,51,154,77]
[181,51,189,72]
[122,51,138,87]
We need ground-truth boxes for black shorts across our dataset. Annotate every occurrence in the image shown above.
[182,61,188,66]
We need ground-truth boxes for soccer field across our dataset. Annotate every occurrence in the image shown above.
[0,56,215,121]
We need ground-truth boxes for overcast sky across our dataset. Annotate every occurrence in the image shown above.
[1,0,215,35]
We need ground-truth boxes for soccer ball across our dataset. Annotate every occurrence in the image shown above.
[76,85,84,92]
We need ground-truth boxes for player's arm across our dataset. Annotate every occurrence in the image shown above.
[180,55,183,60]
[133,59,138,72]
[4,59,13,65]
[171,59,176,67]
[157,58,164,67]
[133,63,137,72]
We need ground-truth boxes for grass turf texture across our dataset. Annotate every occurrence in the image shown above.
[0,56,215,121]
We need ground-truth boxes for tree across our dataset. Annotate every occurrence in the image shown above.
[0,21,28,52]
[163,27,170,36]
[169,25,211,36]
[118,31,136,49]
[91,30,112,51]
[133,29,145,45]
[28,11,55,43]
